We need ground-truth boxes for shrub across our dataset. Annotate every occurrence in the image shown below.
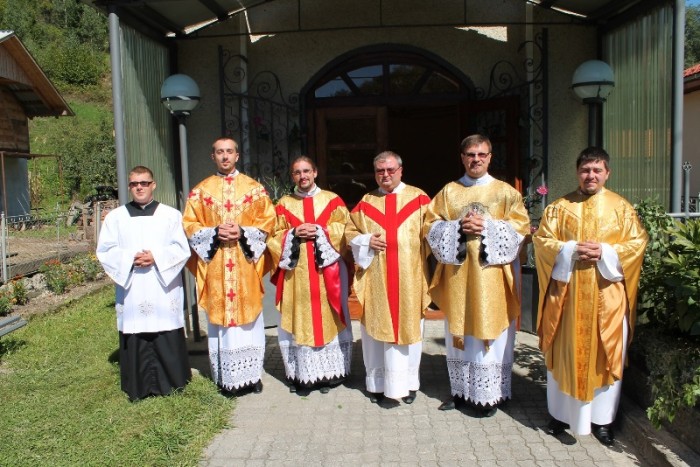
[73,254,101,282]
[0,291,12,316]
[11,279,28,306]
[40,259,70,294]
[634,198,700,427]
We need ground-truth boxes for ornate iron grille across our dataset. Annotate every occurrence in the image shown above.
[219,47,301,199]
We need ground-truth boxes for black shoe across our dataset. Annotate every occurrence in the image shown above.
[438,396,460,411]
[592,424,615,446]
[288,383,297,393]
[402,390,417,404]
[368,392,384,403]
[253,380,263,394]
[545,418,569,436]
[480,406,497,418]
[319,385,330,394]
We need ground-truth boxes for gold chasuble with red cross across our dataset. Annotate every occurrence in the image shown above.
[183,173,275,328]
[267,190,350,348]
[346,185,431,346]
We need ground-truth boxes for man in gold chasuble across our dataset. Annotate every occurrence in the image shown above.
[345,151,431,405]
[183,137,275,395]
[267,156,353,394]
[425,134,530,416]
[533,147,647,445]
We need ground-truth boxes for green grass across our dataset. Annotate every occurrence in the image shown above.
[0,287,234,466]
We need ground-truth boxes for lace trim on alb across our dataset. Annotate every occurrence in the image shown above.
[279,340,352,384]
[278,231,298,270]
[446,359,513,405]
[314,227,341,268]
[481,219,522,266]
[210,345,265,390]
[427,220,463,265]
[240,226,268,262]
[189,227,217,262]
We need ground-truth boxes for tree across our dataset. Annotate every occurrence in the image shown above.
[687,5,700,68]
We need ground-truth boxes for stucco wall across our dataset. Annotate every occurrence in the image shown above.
[175,0,593,198]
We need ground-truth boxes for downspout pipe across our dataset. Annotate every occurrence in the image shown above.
[672,0,684,212]
[109,6,128,205]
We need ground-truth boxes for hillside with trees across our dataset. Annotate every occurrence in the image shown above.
[0,0,114,209]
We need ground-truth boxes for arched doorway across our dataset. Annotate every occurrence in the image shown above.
[302,45,521,208]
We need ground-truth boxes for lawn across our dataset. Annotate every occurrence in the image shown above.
[0,287,233,466]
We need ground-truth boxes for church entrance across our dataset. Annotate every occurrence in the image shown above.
[303,45,522,208]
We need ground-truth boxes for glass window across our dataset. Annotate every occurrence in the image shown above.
[315,77,353,98]
[419,72,460,94]
[348,65,383,95]
[389,64,426,95]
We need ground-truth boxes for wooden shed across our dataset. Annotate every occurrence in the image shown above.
[0,30,73,217]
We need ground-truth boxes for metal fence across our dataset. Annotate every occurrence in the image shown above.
[0,208,92,283]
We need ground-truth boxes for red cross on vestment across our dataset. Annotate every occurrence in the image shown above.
[351,192,430,343]
[274,196,346,346]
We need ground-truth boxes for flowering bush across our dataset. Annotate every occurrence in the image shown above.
[0,291,12,316]
[11,279,28,306]
[40,259,70,294]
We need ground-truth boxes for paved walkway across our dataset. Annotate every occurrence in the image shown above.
[200,321,642,466]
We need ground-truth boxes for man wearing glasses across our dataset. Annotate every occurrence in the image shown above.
[267,156,353,394]
[425,134,530,416]
[183,137,275,396]
[345,151,431,405]
[97,166,192,401]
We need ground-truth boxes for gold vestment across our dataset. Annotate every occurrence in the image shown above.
[183,173,275,327]
[345,185,431,345]
[425,180,530,340]
[267,190,349,347]
[533,188,648,401]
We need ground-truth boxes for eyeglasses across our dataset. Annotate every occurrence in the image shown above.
[128,181,154,188]
[375,167,400,175]
[463,152,491,159]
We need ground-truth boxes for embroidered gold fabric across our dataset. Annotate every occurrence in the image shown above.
[533,188,648,401]
[183,174,275,327]
[424,180,530,340]
[345,185,431,345]
[267,190,350,347]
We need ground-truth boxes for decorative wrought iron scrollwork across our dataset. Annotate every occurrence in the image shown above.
[475,32,546,192]
[219,48,301,192]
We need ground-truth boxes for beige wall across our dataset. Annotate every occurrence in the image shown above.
[683,90,700,197]
[176,0,593,198]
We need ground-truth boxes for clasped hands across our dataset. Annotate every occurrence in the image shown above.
[295,223,318,241]
[574,241,602,262]
[217,222,241,243]
[460,212,485,236]
[133,250,154,268]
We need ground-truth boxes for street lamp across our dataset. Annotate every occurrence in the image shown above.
[161,73,201,340]
[161,74,201,204]
[571,60,615,147]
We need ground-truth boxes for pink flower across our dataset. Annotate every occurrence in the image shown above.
[536,185,548,196]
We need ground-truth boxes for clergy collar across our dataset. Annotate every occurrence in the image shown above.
[294,184,320,198]
[459,173,494,187]
[378,182,406,195]
[217,170,239,178]
[126,199,159,217]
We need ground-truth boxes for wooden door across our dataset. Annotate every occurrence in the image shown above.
[314,106,388,210]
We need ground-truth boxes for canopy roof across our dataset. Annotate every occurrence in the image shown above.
[83,0,645,39]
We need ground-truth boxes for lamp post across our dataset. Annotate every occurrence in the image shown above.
[161,74,201,339]
[571,60,615,147]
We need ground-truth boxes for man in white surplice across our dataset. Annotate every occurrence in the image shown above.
[97,165,191,401]
[424,134,530,416]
